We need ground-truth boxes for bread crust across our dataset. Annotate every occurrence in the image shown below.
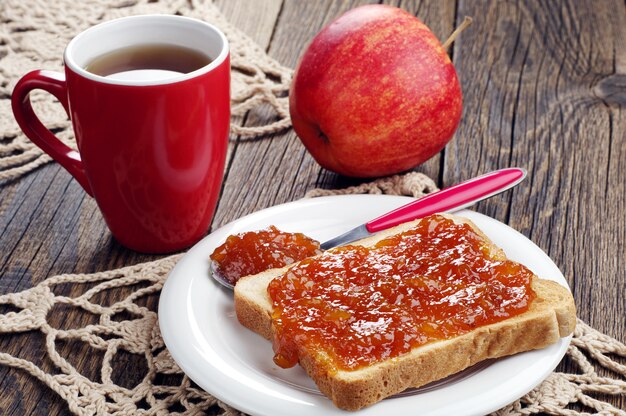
[234,214,577,410]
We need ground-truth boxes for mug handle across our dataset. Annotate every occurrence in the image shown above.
[11,70,93,197]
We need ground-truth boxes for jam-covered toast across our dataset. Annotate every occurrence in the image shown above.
[234,214,576,410]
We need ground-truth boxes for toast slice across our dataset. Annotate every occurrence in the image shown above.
[234,214,576,411]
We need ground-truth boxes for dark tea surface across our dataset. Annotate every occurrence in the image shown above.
[84,44,212,81]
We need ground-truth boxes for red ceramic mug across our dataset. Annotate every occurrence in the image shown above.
[11,16,230,253]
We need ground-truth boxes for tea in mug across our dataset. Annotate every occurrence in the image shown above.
[84,44,212,81]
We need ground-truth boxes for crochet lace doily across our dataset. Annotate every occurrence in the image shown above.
[0,172,624,415]
[0,0,292,183]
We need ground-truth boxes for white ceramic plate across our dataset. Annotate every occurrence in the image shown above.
[159,195,572,416]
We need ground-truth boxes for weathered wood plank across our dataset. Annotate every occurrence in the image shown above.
[450,1,625,409]
[214,0,283,46]
[213,0,283,162]
[451,0,626,333]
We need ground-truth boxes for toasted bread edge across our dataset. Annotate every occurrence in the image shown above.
[233,214,577,411]
[300,279,576,410]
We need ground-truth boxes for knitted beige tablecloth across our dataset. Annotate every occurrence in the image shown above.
[0,1,625,415]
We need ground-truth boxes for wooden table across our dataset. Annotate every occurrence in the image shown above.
[1,0,624,414]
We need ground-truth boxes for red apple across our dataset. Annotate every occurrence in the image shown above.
[289,5,462,178]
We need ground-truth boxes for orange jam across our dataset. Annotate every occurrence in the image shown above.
[210,226,322,285]
[267,215,536,371]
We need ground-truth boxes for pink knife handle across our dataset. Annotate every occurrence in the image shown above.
[366,168,526,233]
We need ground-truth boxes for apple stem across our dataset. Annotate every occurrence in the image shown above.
[443,16,473,50]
